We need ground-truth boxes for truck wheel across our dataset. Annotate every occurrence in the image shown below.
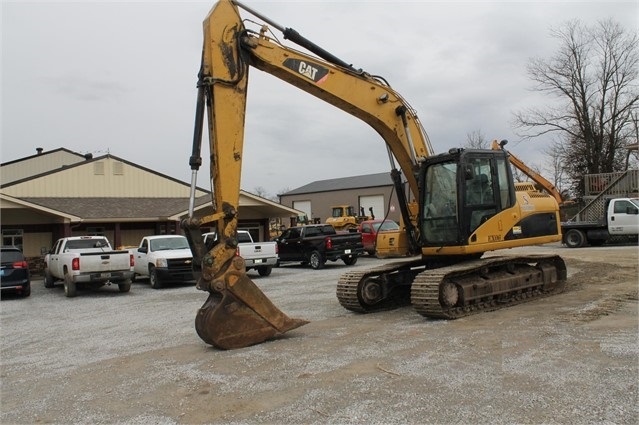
[149,266,163,289]
[257,266,272,277]
[309,251,324,270]
[118,280,132,293]
[64,273,77,298]
[564,229,586,248]
[44,271,55,288]
[342,255,358,266]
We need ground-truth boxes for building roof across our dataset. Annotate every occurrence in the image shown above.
[281,172,393,196]
[0,147,84,167]
[21,196,211,221]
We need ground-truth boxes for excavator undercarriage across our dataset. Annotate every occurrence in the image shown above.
[338,255,567,319]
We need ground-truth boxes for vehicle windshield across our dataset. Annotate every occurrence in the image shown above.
[374,221,400,232]
[150,237,189,251]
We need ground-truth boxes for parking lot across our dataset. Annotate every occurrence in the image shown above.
[2,243,638,424]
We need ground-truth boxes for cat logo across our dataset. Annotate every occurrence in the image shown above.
[488,235,502,242]
[283,58,329,83]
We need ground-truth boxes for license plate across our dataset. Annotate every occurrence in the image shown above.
[344,249,351,254]
[254,259,262,264]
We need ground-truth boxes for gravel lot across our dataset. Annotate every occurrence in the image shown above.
[1,243,638,424]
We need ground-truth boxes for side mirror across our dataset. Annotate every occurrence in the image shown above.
[138,247,148,253]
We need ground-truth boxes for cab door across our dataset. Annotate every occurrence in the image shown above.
[276,228,301,260]
[133,239,150,275]
[48,239,64,277]
[608,199,639,235]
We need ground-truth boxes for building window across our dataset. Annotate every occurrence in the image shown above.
[94,162,105,175]
[2,229,23,251]
[113,161,124,175]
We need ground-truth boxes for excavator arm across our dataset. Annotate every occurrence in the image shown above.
[182,0,433,349]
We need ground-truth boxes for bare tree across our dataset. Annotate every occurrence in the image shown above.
[465,130,490,149]
[252,186,270,199]
[542,141,572,199]
[513,19,639,195]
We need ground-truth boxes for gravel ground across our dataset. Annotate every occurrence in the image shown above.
[1,243,638,424]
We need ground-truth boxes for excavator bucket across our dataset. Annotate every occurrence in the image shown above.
[188,237,308,349]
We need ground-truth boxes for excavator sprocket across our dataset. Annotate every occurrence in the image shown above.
[195,262,308,350]
[411,255,567,319]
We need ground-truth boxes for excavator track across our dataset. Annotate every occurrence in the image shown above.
[411,255,567,319]
[337,258,426,312]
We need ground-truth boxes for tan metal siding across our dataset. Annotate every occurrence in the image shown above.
[1,151,84,185]
[23,232,52,257]
[3,158,207,198]
[120,229,152,248]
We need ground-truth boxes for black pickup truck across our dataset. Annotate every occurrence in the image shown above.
[274,224,364,269]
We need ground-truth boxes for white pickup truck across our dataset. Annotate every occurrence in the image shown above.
[203,229,278,276]
[130,235,195,288]
[43,236,134,297]
[562,197,639,248]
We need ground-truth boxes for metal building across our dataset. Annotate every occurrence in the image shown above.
[1,148,301,265]
[278,172,409,225]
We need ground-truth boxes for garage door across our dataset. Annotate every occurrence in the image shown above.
[292,200,312,219]
[358,195,385,219]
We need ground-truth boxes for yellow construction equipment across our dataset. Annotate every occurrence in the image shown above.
[326,205,374,231]
[181,0,567,349]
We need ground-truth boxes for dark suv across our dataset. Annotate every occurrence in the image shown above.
[1,246,31,298]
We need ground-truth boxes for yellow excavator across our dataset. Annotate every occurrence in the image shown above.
[181,0,567,349]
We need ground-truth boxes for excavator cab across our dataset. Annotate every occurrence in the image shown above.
[420,148,515,247]
[419,147,561,258]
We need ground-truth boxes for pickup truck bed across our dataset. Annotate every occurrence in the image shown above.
[203,230,278,276]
